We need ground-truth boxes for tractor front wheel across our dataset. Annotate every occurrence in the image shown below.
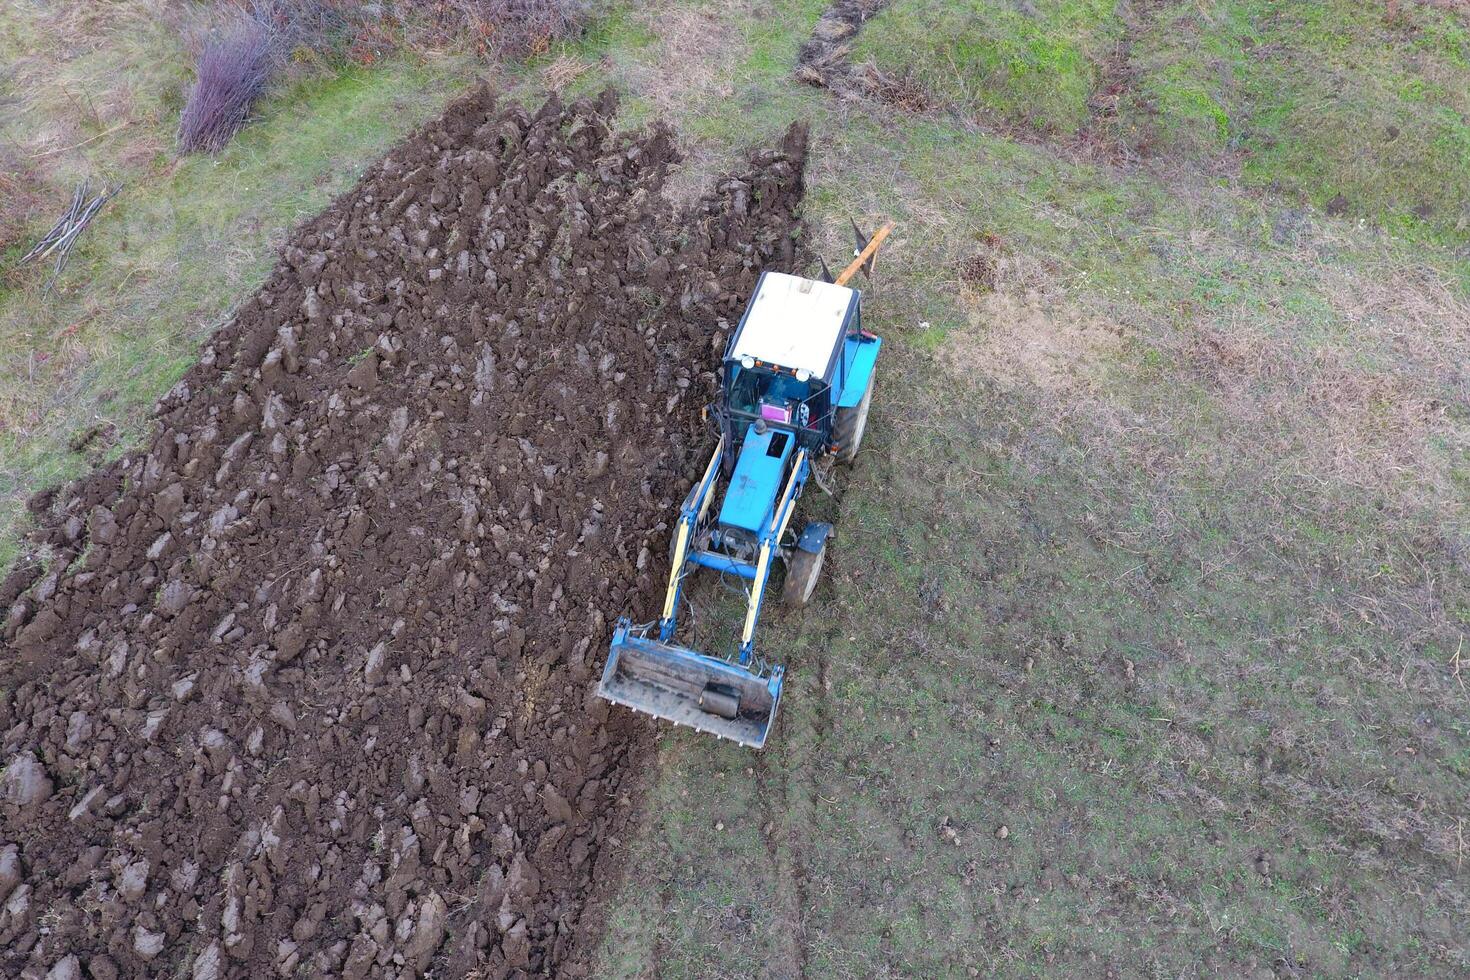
[782,537,827,608]
[832,368,874,465]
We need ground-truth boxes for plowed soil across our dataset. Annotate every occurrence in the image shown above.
[0,86,808,979]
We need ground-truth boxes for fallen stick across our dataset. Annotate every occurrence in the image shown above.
[19,181,86,264]
[28,119,131,160]
[13,179,120,294]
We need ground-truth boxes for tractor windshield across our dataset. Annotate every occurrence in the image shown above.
[728,366,765,415]
[726,364,830,442]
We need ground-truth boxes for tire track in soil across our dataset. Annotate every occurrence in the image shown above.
[1076,7,1149,163]
[754,747,809,980]
[1,86,811,980]
[755,591,843,979]
[650,870,673,977]
[1076,0,1195,165]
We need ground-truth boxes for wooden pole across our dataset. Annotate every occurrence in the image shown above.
[835,221,896,287]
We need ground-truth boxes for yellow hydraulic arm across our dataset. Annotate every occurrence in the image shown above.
[740,449,808,648]
[660,437,725,624]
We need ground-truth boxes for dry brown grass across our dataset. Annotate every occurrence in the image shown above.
[630,4,738,117]
[540,53,588,91]
[1322,264,1470,379]
[1402,0,1470,23]
[941,228,1470,515]
[943,251,1126,394]
[0,0,194,339]
[862,65,939,114]
[933,225,1470,783]
[0,148,47,253]
[622,3,746,208]
[1187,330,1462,499]
[442,0,585,58]
[1,1,183,205]
[938,247,1470,874]
[1184,260,1470,510]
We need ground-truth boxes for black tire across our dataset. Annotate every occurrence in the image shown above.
[832,368,874,465]
[782,538,826,608]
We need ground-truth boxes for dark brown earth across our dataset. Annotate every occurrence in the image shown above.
[0,85,808,979]
[794,0,893,94]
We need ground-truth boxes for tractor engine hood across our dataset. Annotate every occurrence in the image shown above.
[718,425,797,535]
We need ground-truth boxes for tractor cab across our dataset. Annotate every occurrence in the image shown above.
[721,270,864,449]
[721,270,878,444]
[712,271,876,558]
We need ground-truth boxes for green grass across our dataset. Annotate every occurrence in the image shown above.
[853,0,1470,241]
[0,3,190,198]
[1134,0,1470,240]
[853,0,1125,136]
[587,3,1470,976]
[602,295,1468,974]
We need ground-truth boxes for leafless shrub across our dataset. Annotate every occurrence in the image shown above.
[230,0,360,62]
[448,0,587,58]
[178,16,273,154]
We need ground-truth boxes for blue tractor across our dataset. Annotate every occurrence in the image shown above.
[596,222,894,748]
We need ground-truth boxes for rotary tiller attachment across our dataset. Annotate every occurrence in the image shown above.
[598,620,784,749]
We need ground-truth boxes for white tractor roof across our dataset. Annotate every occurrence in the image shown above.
[729,272,855,378]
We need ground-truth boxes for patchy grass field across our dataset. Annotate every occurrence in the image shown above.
[854,0,1470,239]
[1127,0,1470,240]
[852,0,1125,137]
[4,0,1469,977]
[585,2,1470,977]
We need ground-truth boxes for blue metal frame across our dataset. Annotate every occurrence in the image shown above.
[718,424,799,534]
[688,550,757,579]
[732,448,809,664]
[796,521,832,554]
[657,440,811,667]
[654,437,728,644]
[837,335,881,409]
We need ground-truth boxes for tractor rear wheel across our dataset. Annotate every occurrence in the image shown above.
[832,368,874,465]
[782,538,827,608]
